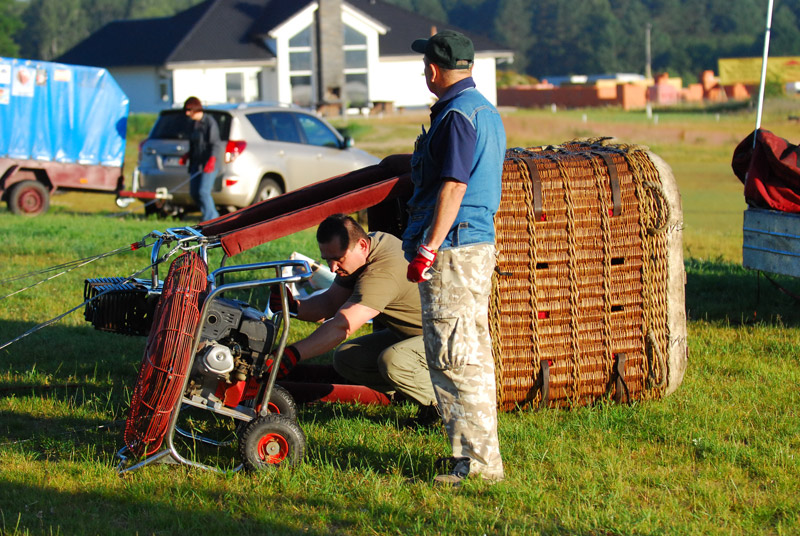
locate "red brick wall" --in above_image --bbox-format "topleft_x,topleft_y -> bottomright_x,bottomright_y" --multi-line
498,84 -> 647,110
617,84 -> 647,110
497,79 -> 750,111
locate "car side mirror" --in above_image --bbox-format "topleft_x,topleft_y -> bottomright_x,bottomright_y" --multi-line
342,136 -> 354,149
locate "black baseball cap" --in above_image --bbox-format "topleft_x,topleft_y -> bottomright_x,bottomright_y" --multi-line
411,30 -> 474,70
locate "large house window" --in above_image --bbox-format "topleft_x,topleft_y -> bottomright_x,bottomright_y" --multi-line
343,24 -> 368,108
289,25 -> 313,107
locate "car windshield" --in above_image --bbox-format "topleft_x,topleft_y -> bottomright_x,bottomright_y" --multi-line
149,110 -> 232,140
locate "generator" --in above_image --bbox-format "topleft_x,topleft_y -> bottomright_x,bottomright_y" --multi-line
85,227 -> 313,473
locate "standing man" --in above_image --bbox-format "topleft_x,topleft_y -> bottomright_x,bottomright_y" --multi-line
183,96 -> 221,222
272,214 -> 438,423
403,30 -> 506,486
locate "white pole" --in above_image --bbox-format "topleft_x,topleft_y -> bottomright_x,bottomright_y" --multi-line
754,0 -> 775,145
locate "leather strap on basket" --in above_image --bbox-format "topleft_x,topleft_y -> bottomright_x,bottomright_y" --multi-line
598,152 -> 622,217
521,157 -> 544,221
539,359 -> 550,409
612,353 -> 630,404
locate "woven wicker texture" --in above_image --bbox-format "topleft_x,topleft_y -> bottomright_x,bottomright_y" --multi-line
490,139 -> 682,411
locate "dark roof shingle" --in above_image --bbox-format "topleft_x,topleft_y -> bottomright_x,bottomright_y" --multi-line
59,1 -> 213,67
168,0 -> 275,64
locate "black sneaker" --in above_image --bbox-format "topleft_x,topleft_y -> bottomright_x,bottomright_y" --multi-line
400,404 -> 441,429
433,457 -> 471,487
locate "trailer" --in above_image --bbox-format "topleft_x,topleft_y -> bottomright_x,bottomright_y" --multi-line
0,57 -> 129,215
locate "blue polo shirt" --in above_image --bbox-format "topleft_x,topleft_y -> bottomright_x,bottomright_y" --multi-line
428,77 -> 478,184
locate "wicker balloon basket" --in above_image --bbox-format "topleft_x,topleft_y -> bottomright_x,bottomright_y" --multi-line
490,138 -> 687,411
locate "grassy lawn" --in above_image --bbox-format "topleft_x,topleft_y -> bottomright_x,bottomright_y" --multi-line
1,102 -> 800,535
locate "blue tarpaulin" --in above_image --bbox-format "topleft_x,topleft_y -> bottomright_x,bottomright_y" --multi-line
0,57 -> 129,167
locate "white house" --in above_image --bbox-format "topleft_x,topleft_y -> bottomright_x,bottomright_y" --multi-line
59,0 -> 513,114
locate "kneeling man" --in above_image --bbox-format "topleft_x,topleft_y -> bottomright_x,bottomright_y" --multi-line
274,214 -> 437,424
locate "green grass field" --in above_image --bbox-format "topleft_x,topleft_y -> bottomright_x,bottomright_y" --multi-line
1,102 -> 799,535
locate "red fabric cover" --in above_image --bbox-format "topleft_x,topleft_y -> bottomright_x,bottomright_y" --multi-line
217,174 -> 412,256
732,129 -> 800,213
198,154 -> 412,247
278,381 -> 391,406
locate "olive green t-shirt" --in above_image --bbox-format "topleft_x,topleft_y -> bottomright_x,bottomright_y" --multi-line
335,232 -> 423,338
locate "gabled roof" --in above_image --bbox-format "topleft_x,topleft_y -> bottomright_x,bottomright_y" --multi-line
59,0 -> 277,68
58,0 -> 510,68
168,0 -> 275,64
250,0 -> 310,38
59,1 -> 214,67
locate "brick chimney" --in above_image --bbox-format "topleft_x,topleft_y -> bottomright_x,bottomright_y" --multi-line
316,0 -> 345,114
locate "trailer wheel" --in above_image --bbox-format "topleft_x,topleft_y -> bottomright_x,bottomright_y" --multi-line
144,199 -> 182,219
8,180 -> 49,216
240,414 -> 305,470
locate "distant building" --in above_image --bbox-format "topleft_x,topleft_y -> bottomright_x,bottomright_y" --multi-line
539,73 -> 647,87
498,70 -> 752,111
648,73 -> 680,105
58,0 -> 512,114
499,74 -> 651,111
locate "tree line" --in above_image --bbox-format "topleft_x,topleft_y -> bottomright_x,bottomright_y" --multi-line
2,0 -> 799,83
1,0 -> 202,61
402,0 -> 800,82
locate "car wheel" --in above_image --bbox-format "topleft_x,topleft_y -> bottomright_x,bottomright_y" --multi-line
253,177 -> 283,204
8,180 -> 50,216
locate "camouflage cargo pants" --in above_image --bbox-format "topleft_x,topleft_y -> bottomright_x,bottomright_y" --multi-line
419,244 -> 504,480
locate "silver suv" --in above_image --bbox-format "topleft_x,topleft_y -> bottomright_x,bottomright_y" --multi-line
134,103 -> 380,216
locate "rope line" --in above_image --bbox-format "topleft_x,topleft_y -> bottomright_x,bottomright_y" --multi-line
518,151 -> 541,408
584,152 -> 616,392
0,230 -> 209,353
0,245 -> 134,286
0,244 -> 148,302
0,260 -> 158,353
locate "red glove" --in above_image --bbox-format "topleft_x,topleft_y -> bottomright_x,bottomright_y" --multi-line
407,244 -> 437,282
264,345 -> 300,380
269,285 -> 297,315
203,156 -> 216,173
179,153 -> 188,166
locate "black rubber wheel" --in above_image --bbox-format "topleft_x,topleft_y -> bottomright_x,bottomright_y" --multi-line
144,200 -> 167,218
235,384 -> 298,438
266,384 -> 298,421
252,176 -> 283,204
239,414 -> 305,470
144,200 -> 183,219
8,180 -> 49,216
